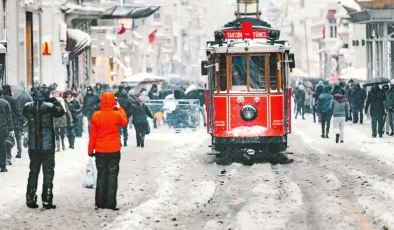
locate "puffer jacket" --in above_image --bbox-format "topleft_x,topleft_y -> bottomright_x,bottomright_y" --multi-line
329,94 -> 350,117
316,87 -> 333,114
365,87 -> 386,117
53,97 -> 72,128
116,90 -> 133,118
0,97 -> 14,134
83,92 -> 100,118
23,98 -> 65,152
131,100 -> 154,124
88,92 -> 128,154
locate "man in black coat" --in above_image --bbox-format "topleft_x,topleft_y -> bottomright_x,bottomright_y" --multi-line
0,87 -> 14,172
23,85 -> 65,209
83,86 -> 100,134
3,84 -> 24,162
115,87 -> 133,146
365,84 -> 386,138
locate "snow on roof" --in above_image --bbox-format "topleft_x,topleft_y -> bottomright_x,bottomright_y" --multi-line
61,3 -> 106,14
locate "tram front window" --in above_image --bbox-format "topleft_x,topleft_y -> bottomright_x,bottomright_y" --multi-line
232,56 -> 247,91
249,56 -> 266,90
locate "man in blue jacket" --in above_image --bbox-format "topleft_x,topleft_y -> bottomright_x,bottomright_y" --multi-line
316,86 -> 333,138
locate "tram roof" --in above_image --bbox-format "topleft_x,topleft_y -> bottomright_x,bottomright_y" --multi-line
207,40 -> 290,54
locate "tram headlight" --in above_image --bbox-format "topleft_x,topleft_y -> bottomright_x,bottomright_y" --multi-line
240,105 -> 258,122
237,96 -> 244,104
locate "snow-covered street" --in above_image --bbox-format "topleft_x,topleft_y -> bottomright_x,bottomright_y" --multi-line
1,114 -> 394,230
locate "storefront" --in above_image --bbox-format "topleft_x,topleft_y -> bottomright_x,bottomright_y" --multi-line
350,9 -> 394,79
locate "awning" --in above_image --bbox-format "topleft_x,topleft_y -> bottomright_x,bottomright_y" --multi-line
327,10 -> 336,19
101,5 -> 160,19
349,9 -> 394,23
66,29 -> 91,59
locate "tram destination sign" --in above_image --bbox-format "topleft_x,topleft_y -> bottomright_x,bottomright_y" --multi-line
223,29 -> 268,39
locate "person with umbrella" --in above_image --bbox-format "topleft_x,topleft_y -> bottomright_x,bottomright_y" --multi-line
365,83 -> 386,138
348,82 -> 367,124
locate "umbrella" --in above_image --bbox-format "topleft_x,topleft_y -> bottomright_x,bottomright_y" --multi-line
185,84 -> 203,94
363,77 -> 390,87
185,88 -> 205,106
161,84 -> 184,92
10,85 -> 33,114
326,75 -> 341,83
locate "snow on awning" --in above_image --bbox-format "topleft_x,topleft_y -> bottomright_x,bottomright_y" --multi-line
66,29 -> 91,60
0,44 -> 6,54
61,3 -> 106,15
101,5 -> 160,19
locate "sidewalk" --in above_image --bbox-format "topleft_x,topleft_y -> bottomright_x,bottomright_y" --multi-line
293,112 -> 394,165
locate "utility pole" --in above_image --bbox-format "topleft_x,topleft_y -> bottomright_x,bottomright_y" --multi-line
303,20 -> 311,77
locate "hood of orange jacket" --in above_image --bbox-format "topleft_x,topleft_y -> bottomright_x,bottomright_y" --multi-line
100,92 -> 117,111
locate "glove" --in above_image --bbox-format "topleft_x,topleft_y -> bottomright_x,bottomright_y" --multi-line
9,131 -> 14,139
88,152 -> 95,158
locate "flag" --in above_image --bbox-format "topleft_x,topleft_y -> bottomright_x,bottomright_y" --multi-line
322,25 -> 325,39
118,24 -> 126,34
149,29 -> 157,44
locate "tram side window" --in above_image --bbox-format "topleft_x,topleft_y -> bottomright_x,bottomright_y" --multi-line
219,54 -> 227,91
270,54 -> 278,91
232,56 -> 247,91
249,56 -> 266,90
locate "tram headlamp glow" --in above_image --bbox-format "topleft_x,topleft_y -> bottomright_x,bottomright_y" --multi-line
240,105 -> 258,122
237,96 -> 244,104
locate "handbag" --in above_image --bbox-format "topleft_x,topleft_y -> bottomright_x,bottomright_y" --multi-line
82,157 -> 96,189
4,133 -> 15,148
145,123 -> 151,135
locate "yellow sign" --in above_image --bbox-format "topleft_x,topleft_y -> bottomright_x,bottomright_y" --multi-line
42,41 -> 51,55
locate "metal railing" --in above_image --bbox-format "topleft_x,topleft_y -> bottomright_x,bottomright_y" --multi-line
144,99 -> 203,130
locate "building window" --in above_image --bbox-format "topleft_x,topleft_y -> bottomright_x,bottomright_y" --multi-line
334,26 -> 337,38
154,12 -> 160,19
330,26 -> 333,38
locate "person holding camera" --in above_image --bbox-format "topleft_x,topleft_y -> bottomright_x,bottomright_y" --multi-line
88,92 -> 128,210
23,85 -> 65,209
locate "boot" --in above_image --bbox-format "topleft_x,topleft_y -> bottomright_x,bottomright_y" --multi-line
42,186 -> 56,209
141,139 -> 144,148
137,139 -> 141,147
56,140 -> 60,152
16,151 -> 21,158
61,138 -> 66,150
0,167 -> 7,172
123,139 -> 127,147
26,189 -> 39,209
335,134 -> 339,143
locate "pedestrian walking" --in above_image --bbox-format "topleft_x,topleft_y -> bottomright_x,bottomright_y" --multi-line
131,97 -> 154,147
23,85 -> 65,209
0,87 -> 14,172
88,92 -> 128,210
330,93 -> 350,143
349,82 -> 367,124
386,80 -> 394,136
2,85 -> 23,163
294,84 -> 306,119
64,90 -> 82,148
365,84 -> 386,138
316,86 -> 333,138
53,91 -> 72,151
83,86 -> 100,134
115,86 -> 133,146
71,86 -> 83,137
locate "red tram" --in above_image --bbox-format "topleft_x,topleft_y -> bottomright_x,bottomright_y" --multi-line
201,10 -> 295,157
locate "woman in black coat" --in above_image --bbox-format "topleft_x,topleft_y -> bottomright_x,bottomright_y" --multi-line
131,98 -> 153,147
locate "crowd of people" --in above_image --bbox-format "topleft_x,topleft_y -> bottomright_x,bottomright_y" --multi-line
293,79 -> 394,142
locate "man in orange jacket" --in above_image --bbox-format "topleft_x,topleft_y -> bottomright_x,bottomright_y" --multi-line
88,92 -> 128,210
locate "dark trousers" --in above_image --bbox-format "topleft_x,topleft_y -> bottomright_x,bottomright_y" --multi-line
312,106 -> 317,122
27,151 -> 55,203
15,130 -> 22,154
87,116 -> 92,135
95,153 -> 121,208
371,116 -> 384,136
134,123 -> 147,145
54,127 -> 66,141
67,126 -> 75,146
0,135 -> 7,167
352,107 -> 363,123
321,113 -> 332,134
295,103 -> 304,118
75,118 -> 82,137
118,127 -> 128,142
